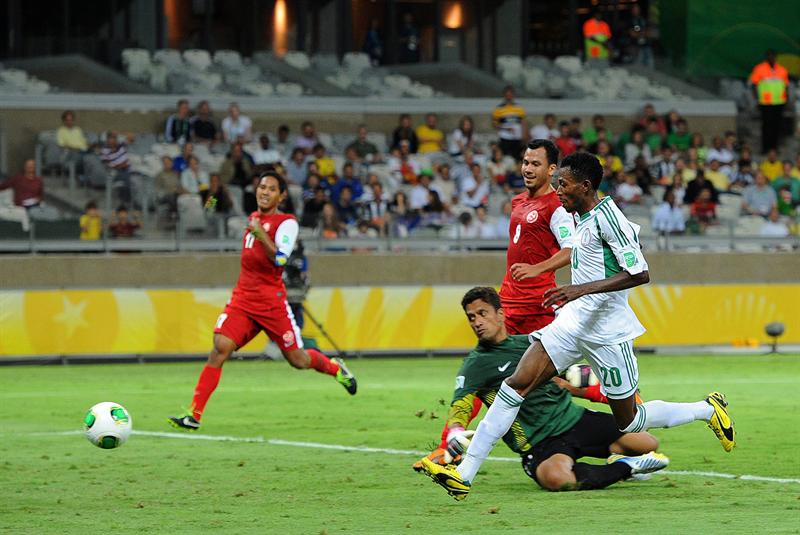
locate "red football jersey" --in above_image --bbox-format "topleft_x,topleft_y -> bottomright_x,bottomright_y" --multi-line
230,211 -> 296,312
499,190 -> 574,307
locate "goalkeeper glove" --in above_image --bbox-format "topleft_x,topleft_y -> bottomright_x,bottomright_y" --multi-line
444,426 -> 475,464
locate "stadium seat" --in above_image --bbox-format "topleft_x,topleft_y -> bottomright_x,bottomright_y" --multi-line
0,69 -> 28,86
554,55 -> 582,74
213,50 -> 243,71
496,55 -> 523,85
177,194 -> 207,232
148,63 -> 169,92
0,189 -> 30,233
183,49 -> 212,71
311,54 -> 340,74
153,49 -> 183,68
342,52 -> 371,75
122,48 -> 152,81
283,51 -> 311,70
275,82 -> 303,97
83,154 -> 109,188
735,216 -> 765,237
245,81 -> 274,97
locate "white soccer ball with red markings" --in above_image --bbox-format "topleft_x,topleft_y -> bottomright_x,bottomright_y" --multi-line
83,402 -> 132,449
565,364 -> 599,388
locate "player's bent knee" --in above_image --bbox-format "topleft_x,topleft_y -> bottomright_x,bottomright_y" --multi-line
209,335 -> 236,366
536,466 -> 576,492
535,456 -> 576,492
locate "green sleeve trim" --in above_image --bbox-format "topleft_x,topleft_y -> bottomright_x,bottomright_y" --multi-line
597,203 -> 629,246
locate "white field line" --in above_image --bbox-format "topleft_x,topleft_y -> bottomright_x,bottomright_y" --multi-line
27,430 -> 800,485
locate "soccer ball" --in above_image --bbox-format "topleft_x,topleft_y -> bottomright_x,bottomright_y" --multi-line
83,402 -> 132,449
565,364 -> 599,388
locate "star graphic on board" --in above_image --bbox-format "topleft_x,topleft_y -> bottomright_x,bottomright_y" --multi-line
53,296 -> 89,338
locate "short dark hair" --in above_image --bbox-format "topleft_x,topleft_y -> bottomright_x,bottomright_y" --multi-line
560,152 -> 603,190
259,171 -> 287,194
526,139 -> 560,166
461,286 -> 502,311
85,200 -> 97,210
61,110 -> 74,121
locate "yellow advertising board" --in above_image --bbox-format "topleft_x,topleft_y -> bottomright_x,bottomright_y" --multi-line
0,285 -> 797,357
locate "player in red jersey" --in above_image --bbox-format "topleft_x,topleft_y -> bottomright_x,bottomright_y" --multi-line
414,139 -> 576,470
169,172 -> 357,431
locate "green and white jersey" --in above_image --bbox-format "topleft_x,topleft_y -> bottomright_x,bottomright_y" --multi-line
564,196 -> 647,344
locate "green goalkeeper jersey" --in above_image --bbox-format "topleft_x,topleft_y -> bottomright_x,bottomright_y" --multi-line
450,334 -> 584,454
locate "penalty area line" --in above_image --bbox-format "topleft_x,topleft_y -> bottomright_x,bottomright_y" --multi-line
28,431 -> 800,485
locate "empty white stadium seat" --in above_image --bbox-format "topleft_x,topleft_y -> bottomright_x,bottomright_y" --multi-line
342,52 -> 370,74
213,50 -> 243,70
183,49 -> 212,71
177,194 -> 207,231
122,48 -> 151,81
275,82 -> 303,97
283,51 -> 311,70
153,49 -> 183,68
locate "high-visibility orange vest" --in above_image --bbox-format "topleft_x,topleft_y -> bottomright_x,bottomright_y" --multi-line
583,19 -> 611,59
749,61 -> 789,105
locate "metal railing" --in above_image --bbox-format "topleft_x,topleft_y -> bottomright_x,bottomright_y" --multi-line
1,223 -> 798,254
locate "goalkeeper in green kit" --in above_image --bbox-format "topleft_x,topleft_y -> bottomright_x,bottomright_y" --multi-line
418,286 -> 667,493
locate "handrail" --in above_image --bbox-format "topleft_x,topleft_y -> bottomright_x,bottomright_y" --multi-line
1,232 -> 797,254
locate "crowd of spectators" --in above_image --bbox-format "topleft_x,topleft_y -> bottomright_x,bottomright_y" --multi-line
6,90 -> 798,244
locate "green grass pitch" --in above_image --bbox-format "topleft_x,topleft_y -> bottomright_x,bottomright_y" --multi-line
1,354 -> 799,534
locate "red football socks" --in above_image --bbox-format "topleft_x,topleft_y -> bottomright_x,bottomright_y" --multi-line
307,348 -> 339,376
438,397 -> 484,449
191,365 -> 222,421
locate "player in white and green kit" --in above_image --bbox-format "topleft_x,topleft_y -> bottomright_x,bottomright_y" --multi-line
421,152 -> 736,501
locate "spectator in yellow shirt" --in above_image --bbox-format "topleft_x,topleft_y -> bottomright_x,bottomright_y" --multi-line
79,200 -> 102,240
312,143 -> 337,184
56,110 -> 89,152
704,159 -> 730,192
596,140 -> 623,174
759,149 -> 782,181
415,113 -> 445,154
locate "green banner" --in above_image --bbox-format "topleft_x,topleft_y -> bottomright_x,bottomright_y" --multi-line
661,0 -> 800,77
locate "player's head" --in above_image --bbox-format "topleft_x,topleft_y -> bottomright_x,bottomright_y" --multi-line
521,139 -> 559,192
555,152 -> 602,214
256,171 -> 288,212
461,287 -> 507,344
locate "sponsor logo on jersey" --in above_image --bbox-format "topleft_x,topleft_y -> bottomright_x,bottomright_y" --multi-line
581,229 -> 593,246
526,210 -> 539,223
282,329 -> 295,348
623,251 -> 637,267
497,361 -> 512,372
558,226 -> 570,239
455,375 -> 465,389
263,223 -> 271,232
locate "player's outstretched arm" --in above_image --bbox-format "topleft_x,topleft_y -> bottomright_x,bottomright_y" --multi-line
542,270 -> 649,308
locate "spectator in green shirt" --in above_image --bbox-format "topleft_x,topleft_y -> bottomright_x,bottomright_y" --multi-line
667,119 -> 691,151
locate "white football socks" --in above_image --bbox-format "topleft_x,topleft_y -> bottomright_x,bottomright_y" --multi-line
457,381 -> 524,483
622,399 -> 714,433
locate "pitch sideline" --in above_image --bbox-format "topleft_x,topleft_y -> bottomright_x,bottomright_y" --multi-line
31,429 -> 800,485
